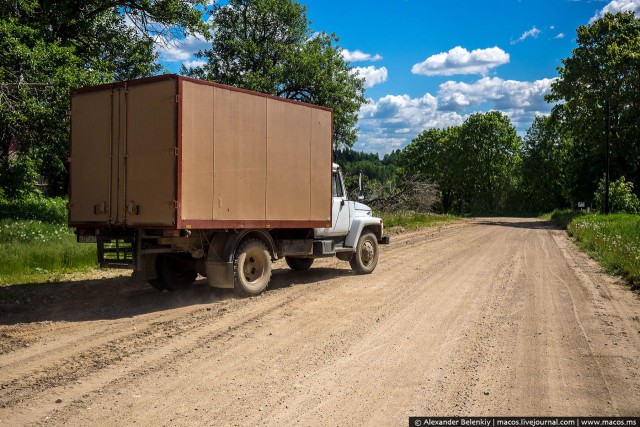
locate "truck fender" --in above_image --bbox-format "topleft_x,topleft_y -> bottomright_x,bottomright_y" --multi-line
344,217 -> 383,248
205,230 -> 278,289
223,229 -> 278,262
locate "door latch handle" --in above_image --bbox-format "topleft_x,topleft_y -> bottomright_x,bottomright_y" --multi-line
127,202 -> 140,215
93,201 -> 107,215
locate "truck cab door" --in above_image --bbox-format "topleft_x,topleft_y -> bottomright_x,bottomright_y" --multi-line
322,171 -> 350,236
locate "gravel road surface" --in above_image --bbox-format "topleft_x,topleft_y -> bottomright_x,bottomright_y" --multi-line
1,218 -> 639,426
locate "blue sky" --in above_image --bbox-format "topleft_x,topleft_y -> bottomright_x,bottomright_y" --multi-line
159,0 -> 640,154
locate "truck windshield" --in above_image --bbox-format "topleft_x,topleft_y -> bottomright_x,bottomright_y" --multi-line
332,173 -> 344,197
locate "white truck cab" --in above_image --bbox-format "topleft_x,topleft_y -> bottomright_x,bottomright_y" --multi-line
310,163 -> 390,274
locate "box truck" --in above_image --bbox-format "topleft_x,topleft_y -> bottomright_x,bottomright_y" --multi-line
69,75 -> 389,296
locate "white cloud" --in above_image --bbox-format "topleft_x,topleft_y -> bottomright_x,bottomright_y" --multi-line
356,93 -> 465,153
411,46 -> 510,76
590,0 -> 640,23
341,49 -> 383,62
183,59 -> 207,69
156,34 -> 210,63
438,76 -> 556,113
354,76 -> 557,153
353,66 -> 388,88
512,26 -> 541,44
554,33 -> 566,39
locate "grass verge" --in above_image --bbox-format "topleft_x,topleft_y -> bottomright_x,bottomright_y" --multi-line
543,209 -> 588,228
0,219 -> 97,285
380,211 -> 459,231
548,210 -> 640,291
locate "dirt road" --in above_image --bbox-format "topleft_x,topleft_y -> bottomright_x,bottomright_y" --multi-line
1,218 -> 639,426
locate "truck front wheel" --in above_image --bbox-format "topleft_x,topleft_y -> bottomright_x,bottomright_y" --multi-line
234,239 -> 272,296
285,257 -> 314,271
350,231 -> 379,274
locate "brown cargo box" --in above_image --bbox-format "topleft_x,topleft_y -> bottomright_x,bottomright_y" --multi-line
69,75 -> 333,229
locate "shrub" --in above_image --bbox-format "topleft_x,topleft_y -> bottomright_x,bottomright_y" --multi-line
0,195 -> 67,224
594,176 -> 640,214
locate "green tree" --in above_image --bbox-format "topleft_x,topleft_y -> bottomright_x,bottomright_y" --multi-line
1,0 -> 210,198
457,112 -> 522,213
520,116 -> 571,212
547,11 -> 640,204
398,127 -> 468,213
400,112 -> 522,213
186,0 -> 366,149
0,18 -> 105,198
334,148 -> 400,199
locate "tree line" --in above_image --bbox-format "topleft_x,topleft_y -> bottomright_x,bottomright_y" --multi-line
1,1 -> 639,215
346,12 -> 640,214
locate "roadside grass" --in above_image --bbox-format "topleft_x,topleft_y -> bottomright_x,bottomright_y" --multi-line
380,211 -> 459,230
547,210 -> 640,291
0,197 -> 98,285
0,219 -> 97,285
543,209 -> 588,228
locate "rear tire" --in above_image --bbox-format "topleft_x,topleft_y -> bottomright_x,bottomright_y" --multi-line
156,254 -> 197,291
234,239 -> 272,297
349,231 -> 379,274
285,256 -> 314,271
147,278 -> 167,291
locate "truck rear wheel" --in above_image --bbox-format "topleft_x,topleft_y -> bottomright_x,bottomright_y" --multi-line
234,239 -> 272,296
285,257 -> 314,271
147,278 -> 167,291
350,231 -> 379,274
155,254 -> 198,291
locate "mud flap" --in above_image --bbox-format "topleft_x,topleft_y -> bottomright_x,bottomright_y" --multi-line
205,260 -> 235,289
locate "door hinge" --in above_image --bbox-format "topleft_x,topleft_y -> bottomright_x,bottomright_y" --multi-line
175,94 -> 179,103
174,147 -> 179,156
172,200 -> 179,210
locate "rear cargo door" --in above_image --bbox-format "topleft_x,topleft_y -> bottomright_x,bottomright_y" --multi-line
69,89 -> 116,224
122,79 -> 177,226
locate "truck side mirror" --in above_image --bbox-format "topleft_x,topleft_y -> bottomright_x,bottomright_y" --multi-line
358,171 -> 365,201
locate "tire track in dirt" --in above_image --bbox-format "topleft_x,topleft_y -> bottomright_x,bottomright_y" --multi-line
0,222 -> 477,425
34,222 -> 504,425
1,218 -> 639,426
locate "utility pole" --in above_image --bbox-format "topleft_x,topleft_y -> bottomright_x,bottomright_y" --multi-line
604,99 -> 611,215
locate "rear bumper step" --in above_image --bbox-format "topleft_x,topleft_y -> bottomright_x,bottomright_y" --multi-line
98,236 -> 135,269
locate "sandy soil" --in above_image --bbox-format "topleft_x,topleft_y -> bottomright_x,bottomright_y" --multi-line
0,217 -> 639,426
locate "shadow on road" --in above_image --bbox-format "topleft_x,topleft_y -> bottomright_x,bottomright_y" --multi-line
0,266 -> 351,325
472,219 -> 562,231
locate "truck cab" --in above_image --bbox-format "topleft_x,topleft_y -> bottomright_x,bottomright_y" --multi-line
311,163 -> 389,273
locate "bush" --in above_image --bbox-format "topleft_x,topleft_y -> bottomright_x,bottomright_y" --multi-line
594,176 -> 640,214
0,154 -> 40,200
0,195 -> 67,224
